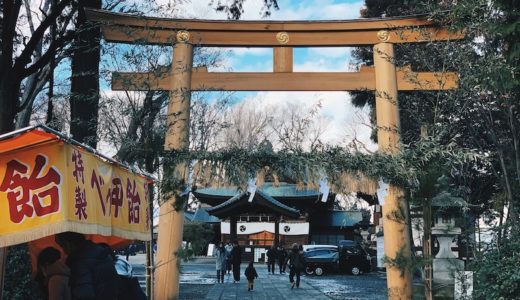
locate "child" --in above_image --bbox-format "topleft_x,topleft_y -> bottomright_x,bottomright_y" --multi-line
244,261 -> 258,291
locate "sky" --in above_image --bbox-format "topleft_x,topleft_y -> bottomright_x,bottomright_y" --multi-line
170,0 -> 376,151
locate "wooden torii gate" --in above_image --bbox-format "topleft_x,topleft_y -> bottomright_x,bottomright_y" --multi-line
87,9 -> 464,300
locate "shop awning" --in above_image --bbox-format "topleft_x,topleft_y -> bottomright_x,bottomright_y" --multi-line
0,125 -> 154,248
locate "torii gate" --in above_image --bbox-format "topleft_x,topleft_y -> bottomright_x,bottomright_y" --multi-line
87,9 -> 464,300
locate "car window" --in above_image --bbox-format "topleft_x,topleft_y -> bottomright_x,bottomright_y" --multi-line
346,247 -> 361,255
307,250 -> 326,256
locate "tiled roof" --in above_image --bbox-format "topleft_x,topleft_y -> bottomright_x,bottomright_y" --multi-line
194,182 -> 321,199
205,189 -> 300,218
192,207 -> 220,223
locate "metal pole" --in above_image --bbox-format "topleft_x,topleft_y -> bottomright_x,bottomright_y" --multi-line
146,183 -> 155,300
373,35 -> 413,299
0,247 -> 7,300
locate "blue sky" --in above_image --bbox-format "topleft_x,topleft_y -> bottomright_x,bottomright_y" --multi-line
182,0 -> 375,149
100,0 -> 375,150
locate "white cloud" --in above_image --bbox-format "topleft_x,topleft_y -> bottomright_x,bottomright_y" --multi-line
294,59 -> 345,72
307,47 -> 352,59
107,0 -> 374,149
259,1 -> 364,21
175,0 -> 364,21
225,48 -> 271,56
232,90 -> 373,148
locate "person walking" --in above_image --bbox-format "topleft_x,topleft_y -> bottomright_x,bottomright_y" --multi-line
276,245 -> 288,274
213,242 -> 227,283
266,245 -> 276,274
230,240 -> 242,283
286,243 -> 305,289
244,261 -> 258,291
225,242 -> 233,275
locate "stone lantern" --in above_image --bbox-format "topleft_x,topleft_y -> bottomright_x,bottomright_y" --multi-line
432,205 -> 465,291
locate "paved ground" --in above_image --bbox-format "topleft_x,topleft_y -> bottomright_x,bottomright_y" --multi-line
128,254 -> 388,299
205,273 -> 330,300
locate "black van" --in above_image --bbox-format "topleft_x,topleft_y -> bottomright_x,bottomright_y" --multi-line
338,240 -> 371,275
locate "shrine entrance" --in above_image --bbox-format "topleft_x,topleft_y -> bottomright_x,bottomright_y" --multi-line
87,9 -> 464,300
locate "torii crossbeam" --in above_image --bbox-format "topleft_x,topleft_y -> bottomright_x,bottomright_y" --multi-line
87,8 -> 464,300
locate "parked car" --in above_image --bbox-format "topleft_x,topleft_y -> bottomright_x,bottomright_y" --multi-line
302,244 -> 338,252
338,240 -> 371,275
304,248 -> 339,276
303,241 -> 372,276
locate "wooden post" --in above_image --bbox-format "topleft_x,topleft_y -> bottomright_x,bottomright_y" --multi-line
274,217 -> 280,245
155,35 -> 193,300
273,47 -> 293,72
423,197 -> 433,300
230,216 -> 237,242
420,125 -> 433,300
373,38 -> 412,299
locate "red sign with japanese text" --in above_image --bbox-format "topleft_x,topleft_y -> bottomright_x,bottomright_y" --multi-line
0,142 -> 150,247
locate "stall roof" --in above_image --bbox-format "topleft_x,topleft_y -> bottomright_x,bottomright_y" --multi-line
0,125 -> 155,181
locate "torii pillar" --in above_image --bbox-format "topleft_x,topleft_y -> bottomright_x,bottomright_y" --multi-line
85,9 -> 464,298
374,32 -> 412,299
155,31 -> 193,300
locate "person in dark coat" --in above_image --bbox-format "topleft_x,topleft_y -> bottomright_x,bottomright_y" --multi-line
55,232 -> 119,300
266,246 -> 276,274
37,247 -> 71,300
244,261 -> 258,291
286,243 -> 305,289
224,242 -> 233,275
276,245 -> 288,274
230,240 -> 242,283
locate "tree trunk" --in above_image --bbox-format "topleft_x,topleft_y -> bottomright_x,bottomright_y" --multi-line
0,76 -> 19,134
16,66 -> 51,129
69,0 -> 101,147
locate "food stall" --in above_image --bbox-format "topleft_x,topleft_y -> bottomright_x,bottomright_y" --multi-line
0,125 -> 153,297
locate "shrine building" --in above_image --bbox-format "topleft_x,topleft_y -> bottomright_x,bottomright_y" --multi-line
192,183 -> 371,262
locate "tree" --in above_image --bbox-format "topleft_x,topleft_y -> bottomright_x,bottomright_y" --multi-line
212,0 -> 278,19
69,0 -> 101,147
269,100 -> 328,152
0,0 -> 76,133
351,1 -> 519,298
220,99 -> 272,150
183,222 -> 216,256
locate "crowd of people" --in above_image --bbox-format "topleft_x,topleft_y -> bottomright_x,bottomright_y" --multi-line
213,241 -> 306,291
36,232 -> 145,300
37,233 -> 307,298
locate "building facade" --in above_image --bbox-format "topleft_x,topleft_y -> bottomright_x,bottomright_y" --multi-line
193,183 -> 371,262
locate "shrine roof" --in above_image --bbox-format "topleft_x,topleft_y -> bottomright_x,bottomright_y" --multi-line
191,207 -> 220,223
194,182 -> 321,199
205,189 -> 300,219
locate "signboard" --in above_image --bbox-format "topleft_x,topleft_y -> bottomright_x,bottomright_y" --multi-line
0,140 -> 150,247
